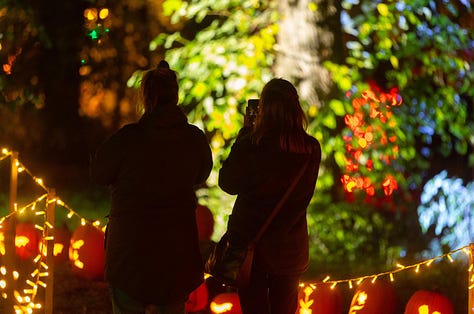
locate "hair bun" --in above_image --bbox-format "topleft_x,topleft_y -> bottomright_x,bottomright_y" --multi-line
157,60 -> 170,69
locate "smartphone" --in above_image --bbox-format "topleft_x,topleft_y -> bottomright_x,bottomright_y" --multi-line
246,99 -> 259,126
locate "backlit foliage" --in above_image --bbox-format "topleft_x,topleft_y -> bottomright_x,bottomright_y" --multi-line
340,85 -> 403,210
156,0 -> 278,234
156,0 -> 474,273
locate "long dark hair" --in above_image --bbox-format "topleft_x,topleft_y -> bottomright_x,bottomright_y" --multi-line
252,78 -> 311,153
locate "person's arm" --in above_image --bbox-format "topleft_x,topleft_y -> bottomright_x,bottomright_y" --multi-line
195,130 -> 213,186
218,131 -> 254,195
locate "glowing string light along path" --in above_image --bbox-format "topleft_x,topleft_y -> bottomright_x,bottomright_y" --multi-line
0,148 -> 106,313
297,245 -> 472,290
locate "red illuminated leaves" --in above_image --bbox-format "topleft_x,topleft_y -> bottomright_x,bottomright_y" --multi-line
341,86 -> 402,200
382,175 -> 398,196
2,48 -> 22,75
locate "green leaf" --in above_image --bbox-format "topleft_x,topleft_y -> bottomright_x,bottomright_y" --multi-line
163,0 -> 184,17
329,99 -> 346,116
377,3 -> 389,17
322,114 -> 337,129
334,151 -> 346,168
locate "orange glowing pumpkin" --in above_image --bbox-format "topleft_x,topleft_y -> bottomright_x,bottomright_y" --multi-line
39,224 -> 71,263
348,279 -> 397,314
404,290 -> 453,314
186,282 -> 209,313
16,222 -> 41,260
69,224 -> 105,279
296,283 -> 343,314
210,292 -> 242,314
52,226 -> 71,263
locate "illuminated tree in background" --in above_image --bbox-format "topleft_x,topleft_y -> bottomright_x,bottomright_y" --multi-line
0,0 -> 85,164
79,1 -> 164,130
157,0 -> 474,274
273,0 -> 344,108
0,0 -> 165,169
151,0 -> 280,222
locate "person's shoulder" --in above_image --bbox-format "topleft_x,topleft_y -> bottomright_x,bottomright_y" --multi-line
304,133 -> 319,144
305,134 -> 321,153
116,122 -> 140,134
108,123 -> 141,141
186,123 -> 207,137
122,122 -> 140,130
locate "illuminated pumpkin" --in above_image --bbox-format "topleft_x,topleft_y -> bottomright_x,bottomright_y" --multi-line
69,224 -> 105,280
296,283 -> 343,314
52,226 -> 71,263
40,225 -> 71,263
348,279 -> 397,314
196,204 -> 214,241
186,282 -> 209,313
16,222 -> 41,260
210,292 -> 242,314
404,290 -> 453,314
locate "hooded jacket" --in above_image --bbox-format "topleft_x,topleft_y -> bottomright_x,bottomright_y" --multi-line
91,104 -> 212,304
219,128 -> 321,275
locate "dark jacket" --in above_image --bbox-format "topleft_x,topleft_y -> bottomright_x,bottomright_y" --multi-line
219,128 -> 321,275
90,104 -> 212,304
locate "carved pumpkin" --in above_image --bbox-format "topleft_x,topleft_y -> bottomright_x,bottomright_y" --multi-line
39,224 -> 71,263
52,226 -> 71,263
196,204 -> 214,241
404,290 -> 453,314
348,279 -> 397,314
69,224 -> 105,279
15,222 -> 41,260
210,292 -> 242,314
296,283 -> 343,314
186,282 -> 209,313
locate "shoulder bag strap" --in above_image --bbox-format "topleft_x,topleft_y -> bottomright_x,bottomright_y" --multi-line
251,156 -> 311,246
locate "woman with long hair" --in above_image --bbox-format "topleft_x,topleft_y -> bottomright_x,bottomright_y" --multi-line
218,78 -> 322,313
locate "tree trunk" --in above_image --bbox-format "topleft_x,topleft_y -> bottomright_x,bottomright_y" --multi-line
35,0 -> 86,162
274,0 -> 344,107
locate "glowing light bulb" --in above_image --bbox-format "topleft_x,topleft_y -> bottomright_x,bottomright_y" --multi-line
99,8 -> 109,19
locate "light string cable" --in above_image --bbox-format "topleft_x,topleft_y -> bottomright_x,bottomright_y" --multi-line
301,244 -> 471,289
0,149 -> 103,312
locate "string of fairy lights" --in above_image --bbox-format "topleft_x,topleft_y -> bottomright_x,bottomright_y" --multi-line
0,147 -> 472,313
0,148 -> 104,313
299,244 -> 472,290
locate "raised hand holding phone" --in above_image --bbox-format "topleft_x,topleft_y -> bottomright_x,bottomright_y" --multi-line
245,99 -> 259,127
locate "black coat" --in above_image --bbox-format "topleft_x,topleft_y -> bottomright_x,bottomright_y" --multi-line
219,128 -> 321,275
90,104 -> 212,304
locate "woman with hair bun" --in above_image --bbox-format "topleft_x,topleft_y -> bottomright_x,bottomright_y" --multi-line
91,60 -> 213,313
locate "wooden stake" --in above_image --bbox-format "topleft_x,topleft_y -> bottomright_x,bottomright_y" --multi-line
45,189 -> 56,314
4,151 -> 18,313
469,243 -> 474,314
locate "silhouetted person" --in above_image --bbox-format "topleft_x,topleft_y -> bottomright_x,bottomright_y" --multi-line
219,78 -> 321,314
91,60 -> 213,314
